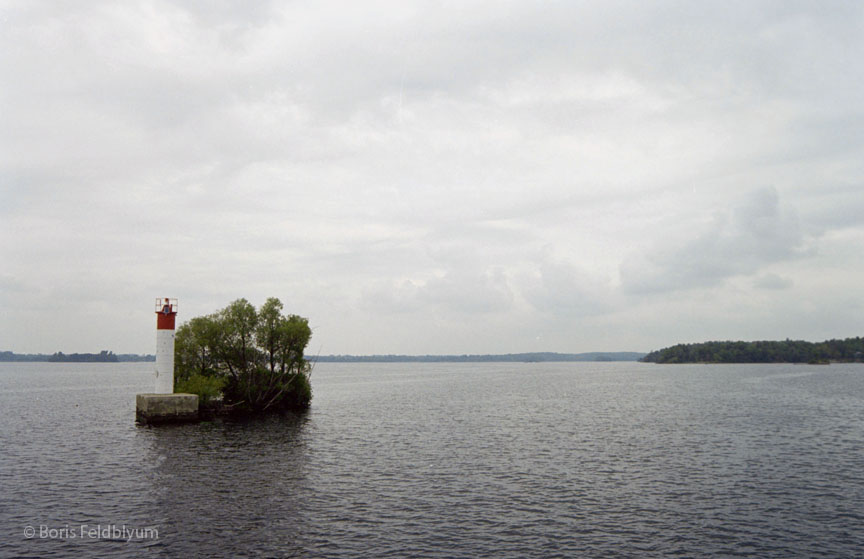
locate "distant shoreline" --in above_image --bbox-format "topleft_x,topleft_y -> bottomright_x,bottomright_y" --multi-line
1,350 -> 646,364
0,351 -> 155,363
641,338 -> 864,364
313,352 -> 646,363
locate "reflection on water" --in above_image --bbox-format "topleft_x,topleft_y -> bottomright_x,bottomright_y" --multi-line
1,362 -> 863,558
138,415 -> 310,557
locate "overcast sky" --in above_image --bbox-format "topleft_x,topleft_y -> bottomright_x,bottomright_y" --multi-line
2,1 -> 864,355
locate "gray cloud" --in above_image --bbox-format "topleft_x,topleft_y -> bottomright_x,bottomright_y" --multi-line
621,187 -> 809,294
3,2 -> 864,353
522,258 -> 612,317
419,268 -> 514,314
752,273 -> 794,290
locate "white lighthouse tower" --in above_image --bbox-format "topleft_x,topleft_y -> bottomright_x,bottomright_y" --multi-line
154,297 -> 178,394
137,297 -> 197,424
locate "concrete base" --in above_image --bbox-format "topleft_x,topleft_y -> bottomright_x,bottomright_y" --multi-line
136,393 -> 199,425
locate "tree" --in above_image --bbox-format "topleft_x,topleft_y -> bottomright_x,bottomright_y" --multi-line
174,298 -> 312,413
174,315 -> 220,377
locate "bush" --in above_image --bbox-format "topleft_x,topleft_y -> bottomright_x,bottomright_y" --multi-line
174,297 -> 313,414
175,373 -> 226,405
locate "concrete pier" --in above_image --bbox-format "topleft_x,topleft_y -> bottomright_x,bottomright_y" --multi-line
136,393 -> 199,425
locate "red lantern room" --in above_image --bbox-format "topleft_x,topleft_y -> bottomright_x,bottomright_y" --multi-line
155,297 -> 178,330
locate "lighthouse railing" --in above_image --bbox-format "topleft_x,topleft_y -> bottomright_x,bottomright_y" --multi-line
154,298 -> 179,313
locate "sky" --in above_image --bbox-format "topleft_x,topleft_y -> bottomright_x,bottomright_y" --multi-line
2,1 -> 864,356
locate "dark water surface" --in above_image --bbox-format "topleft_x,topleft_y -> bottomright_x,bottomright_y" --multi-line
1,362 -> 863,558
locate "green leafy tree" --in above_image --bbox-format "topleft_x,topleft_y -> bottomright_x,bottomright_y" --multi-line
175,315 -> 220,377
174,298 -> 312,413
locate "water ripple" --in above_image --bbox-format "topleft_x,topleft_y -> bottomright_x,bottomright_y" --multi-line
2,362 -> 864,557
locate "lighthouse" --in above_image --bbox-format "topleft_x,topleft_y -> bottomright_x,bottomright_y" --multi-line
154,297 -> 178,393
136,297 -> 197,424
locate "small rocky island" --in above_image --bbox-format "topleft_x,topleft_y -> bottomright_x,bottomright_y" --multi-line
137,296 -> 311,425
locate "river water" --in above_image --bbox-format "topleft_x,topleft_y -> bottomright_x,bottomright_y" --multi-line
1,361 -> 862,558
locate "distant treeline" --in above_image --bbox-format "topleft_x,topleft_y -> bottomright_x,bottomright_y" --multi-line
641,338 -> 864,364
50,351 -> 119,362
315,352 -> 646,363
0,351 -> 155,362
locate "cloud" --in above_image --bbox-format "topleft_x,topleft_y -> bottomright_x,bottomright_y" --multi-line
3,2 -> 864,353
361,266 -> 514,315
419,268 -> 514,313
620,187 -> 809,294
752,273 -> 794,290
522,258 -> 612,317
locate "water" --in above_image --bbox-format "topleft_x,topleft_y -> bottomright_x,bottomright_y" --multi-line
1,361 -> 863,558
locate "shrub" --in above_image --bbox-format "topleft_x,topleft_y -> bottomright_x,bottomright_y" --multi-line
174,297 -> 313,414
175,373 -> 226,405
